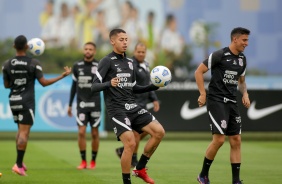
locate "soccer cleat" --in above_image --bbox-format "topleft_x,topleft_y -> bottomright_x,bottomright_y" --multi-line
115,147 -> 123,159
233,180 -> 243,184
12,164 -> 27,176
197,175 -> 210,184
22,163 -> 27,171
132,167 -> 154,184
88,160 -> 96,169
77,160 -> 87,170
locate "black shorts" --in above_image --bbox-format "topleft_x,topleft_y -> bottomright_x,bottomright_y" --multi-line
76,108 -> 101,128
12,109 -> 35,126
207,99 -> 242,136
110,106 -> 156,140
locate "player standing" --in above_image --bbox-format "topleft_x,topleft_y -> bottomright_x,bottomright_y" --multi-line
2,35 -> 71,176
195,27 -> 251,184
68,42 -> 101,169
91,29 -> 165,184
115,42 -> 160,167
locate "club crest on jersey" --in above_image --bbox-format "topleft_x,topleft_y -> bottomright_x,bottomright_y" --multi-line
238,58 -> 243,66
128,62 -> 133,70
91,66 -> 97,74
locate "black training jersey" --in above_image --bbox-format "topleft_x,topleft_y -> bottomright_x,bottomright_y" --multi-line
203,47 -> 247,103
93,52 -> 138,115
132,57 -> 158,108
2,56 -> 43,111
69,59 -> 100,110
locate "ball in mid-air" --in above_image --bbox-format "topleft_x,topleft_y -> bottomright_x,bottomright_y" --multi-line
28,38 -> 45,56
150,65 -> 172,87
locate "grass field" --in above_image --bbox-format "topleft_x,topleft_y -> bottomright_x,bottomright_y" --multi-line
0,133 -> 282,184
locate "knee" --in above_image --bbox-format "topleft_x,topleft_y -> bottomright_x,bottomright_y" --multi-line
124,139 -> 136,152
153,126 -> 165,140
78,131 -> 86,139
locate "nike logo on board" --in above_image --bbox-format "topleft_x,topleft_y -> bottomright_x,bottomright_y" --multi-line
180,101 -> 206,120
247,101 -> 282,120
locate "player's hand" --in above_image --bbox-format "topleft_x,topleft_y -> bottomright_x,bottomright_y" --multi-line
198,94 -> 206,107
153,101 -> 160,112
67,106 -> 72,117
111,77 -> 119,87
242,94 -> 250,108
62,66 -> 71,77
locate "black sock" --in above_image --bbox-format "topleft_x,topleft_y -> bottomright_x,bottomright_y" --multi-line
80,150 -> 86,161
200,157 -> 213,177
92,151 -> 97,161
136,154 -> 149,170
132,153 -> 138,162
16,149 -> 25,168
231,163 -> 241,182
122,173 -> 131,184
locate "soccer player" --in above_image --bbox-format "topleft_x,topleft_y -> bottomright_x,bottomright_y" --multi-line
2,35 -> 71,176
194,27 -> 251,184
91,29 -> 165,184
67,42 -> 101,170
115,42 -> 160,168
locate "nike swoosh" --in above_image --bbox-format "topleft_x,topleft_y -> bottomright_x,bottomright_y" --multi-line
247,101 -> 282,120
180,101 -> 206,120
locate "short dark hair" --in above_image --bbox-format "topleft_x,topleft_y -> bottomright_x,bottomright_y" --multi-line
84,41 -> 96,48
134,42 -> 146,50
231,27 -> 250,41
109,28 -> 126,39
14,35 -> 27,51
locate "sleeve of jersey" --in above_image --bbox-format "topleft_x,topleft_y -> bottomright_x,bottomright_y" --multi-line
203,49 -> 223,69
91,57 -> 111,92
33,59 -> 44,79
69,80 -> 76,106
2,61 -> 9,81
148,91 -> 158,102
133,84 -> 159,94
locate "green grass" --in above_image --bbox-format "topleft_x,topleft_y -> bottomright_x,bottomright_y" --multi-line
0,139 -> 281,184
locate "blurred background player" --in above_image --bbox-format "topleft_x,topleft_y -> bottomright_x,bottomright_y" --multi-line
195,27 -> 251,184
2,35 -> 71,176
115,42 -> 160,167
68,42 -> 101,170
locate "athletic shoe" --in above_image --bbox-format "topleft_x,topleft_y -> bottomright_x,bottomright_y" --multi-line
132,167 -> 154,184
197,175 -> 210,184
77,160 -> 87,169
88,160 -> 96,169
22,163 -> 27,171
233,180 -> 243,184
12,164 -> 27,176
115,147 -> 123,159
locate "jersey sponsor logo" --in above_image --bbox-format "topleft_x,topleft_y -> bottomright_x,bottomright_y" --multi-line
91,111 -> 101,118
125,103 -> 137,110
223,70 -> 238,85
39,91 -> 77,130
223,97 -> 237,103
117,67 -> 122,72
180,101 -> 206,120
117,73 -> 131,77
138,109 -> 148,114
14,78 -> 27,86
11,59 -> 27,66
10,105 -> 23,110
9,95 -> 22,101
79,101 -> 95,108
247,101 -> 282,120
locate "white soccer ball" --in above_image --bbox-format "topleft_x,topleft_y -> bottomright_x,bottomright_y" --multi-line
150,65 -> 172,87
28,38 -> 45,56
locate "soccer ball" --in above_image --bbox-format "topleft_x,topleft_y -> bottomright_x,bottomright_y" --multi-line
150,65 -> 172,87
28,38 -> 45,56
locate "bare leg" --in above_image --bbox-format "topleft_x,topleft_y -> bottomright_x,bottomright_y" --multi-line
119,131 -> 136,173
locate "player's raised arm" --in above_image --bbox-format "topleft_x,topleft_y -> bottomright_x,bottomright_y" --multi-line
38,66 -> 71,87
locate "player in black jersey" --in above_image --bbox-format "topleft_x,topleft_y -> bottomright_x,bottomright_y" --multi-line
2,35 -> 71,176
92,29 -> 165,184
67,42 -> 100,170
195,27 -> 251,184
115,43 -> 160,168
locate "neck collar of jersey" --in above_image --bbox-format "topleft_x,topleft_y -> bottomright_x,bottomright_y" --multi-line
111,51 -> 126,59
